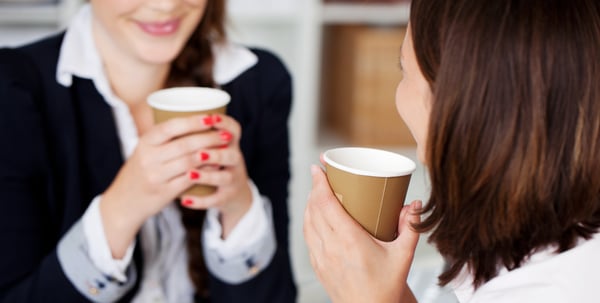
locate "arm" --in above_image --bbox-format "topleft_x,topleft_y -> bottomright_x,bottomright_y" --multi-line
0,48 -> 136,302
204,50 -> 296,303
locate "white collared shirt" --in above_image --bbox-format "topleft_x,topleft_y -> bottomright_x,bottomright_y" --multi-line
58,5 -> 276,303
451,233 -> 600,303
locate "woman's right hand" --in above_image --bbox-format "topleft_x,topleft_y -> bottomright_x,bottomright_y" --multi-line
304,165 -> 421,303
100,114 -> 224,258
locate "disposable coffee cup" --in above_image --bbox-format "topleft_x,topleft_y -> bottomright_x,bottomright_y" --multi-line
323,147 -> 416,241
147,87 -> 231,197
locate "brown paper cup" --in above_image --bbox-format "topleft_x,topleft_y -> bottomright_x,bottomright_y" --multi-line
147,87 -> 231,197
323,147 -> 416,241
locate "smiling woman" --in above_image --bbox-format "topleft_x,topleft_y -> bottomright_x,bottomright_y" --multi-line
0,0 -> 296,302
90,0 -> 208,65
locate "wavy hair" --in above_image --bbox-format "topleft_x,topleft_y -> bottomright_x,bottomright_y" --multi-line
167,0 -> 226,298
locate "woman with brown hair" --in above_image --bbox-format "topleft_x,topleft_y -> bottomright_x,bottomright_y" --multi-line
304,0 -> 600,302
0,0 -> 296,302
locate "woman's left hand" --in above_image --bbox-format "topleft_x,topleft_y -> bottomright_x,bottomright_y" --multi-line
303,165 -> 421,303
181,114 -> 252,237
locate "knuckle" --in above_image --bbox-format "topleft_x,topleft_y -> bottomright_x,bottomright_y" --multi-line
174,139 -> 194,154
230,151 -> 243,164
159,122 -> 175,138
175,157 -> 195,173
221,171 -> 234,184
146,172 -> 161,185
138,154 -> 154,169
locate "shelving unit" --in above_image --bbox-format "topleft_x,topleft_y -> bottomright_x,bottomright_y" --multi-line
0,0 -> 81,47
322,2 -> 410,25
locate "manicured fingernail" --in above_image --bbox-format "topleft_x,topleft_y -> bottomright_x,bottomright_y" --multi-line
214,115 -> 222,123
182,199 -> 193,206
202,115 -> 214,126
189,170 -> 200,180
200,152 -> 210,161
220,131 -> 233,142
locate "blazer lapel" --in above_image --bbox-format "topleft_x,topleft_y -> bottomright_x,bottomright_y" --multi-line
71,77 -> 124,200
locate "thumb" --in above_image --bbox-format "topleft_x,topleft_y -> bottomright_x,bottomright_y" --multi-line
393,200 -> 422,251
310,164 -> 327,189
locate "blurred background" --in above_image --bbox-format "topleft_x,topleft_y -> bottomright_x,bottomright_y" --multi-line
0,0 -> 456,302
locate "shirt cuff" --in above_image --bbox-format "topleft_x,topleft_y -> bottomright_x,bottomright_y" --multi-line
82,195 -> 136,282
202,180 -> 277,284
58,220 -> 137,302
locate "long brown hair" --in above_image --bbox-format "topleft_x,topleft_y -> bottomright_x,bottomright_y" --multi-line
410,0 -> 600,288
167,0 -> 226,298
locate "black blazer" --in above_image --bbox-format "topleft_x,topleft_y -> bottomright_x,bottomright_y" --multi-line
0,34 -> 296,303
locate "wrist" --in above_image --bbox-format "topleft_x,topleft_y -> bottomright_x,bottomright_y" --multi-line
218,183 -> 253,239
100,189 -> 147,258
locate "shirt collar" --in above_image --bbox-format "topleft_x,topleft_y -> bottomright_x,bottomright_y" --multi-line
56,4 -> 258,89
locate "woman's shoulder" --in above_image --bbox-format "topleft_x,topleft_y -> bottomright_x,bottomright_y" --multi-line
220,45 -> 291,99
467,234 -> 600,302
248,48 -> 288,71
245,47 -> 291,83
0,33 -> 64,81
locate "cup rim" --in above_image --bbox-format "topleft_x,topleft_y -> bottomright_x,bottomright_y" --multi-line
147,87 -> 231,112
323,147 -> 416,177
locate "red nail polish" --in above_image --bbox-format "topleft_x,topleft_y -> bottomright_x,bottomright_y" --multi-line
182,199 -> 193,206
220,131 -> 233,142
202,115 -> 214,126
214,115 -> 222,123
200,152 -> 209,161
189,170 -> 200,180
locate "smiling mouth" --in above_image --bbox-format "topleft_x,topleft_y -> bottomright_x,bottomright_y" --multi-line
136,19 -> 181,36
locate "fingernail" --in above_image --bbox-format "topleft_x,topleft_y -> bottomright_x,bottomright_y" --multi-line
189,170 -> 200,180
220,131 -> 233,142
202,115 -> 214,126
413,200 -> 423,210
200,152 -> 209,161
214,115 -> 222,123
182,199 -> 193,206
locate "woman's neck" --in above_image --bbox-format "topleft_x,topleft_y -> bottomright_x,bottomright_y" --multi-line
92,21 -> 170,107
105,58 -> 169,106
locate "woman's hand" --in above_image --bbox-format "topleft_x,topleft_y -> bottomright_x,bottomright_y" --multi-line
303,165 -> 421,303
101,114 -> 226,257
179,114 -> 253,239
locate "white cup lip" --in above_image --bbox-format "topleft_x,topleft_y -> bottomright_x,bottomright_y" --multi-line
323,147 -> 416,178
147,87 -> 231,112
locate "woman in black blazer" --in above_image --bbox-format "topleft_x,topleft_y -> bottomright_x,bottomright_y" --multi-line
0,1 -> 296,302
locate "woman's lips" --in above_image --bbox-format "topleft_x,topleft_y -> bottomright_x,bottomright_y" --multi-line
136,19 -> 181,36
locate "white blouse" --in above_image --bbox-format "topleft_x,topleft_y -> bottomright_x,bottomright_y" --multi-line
451,233 -> 600,303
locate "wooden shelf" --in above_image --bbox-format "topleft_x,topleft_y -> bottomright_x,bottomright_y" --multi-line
322,3 -> 410,25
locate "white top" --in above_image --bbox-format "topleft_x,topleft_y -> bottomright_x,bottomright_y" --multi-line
451,233 -> 600,303
57,5 -> 275,303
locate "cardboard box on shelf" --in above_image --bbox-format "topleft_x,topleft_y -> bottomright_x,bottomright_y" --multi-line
320,25 -> 415,147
